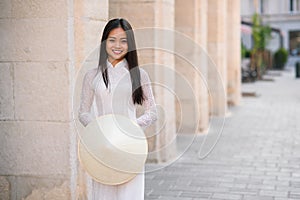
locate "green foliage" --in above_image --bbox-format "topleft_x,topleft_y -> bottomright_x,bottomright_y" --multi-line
245,49 -> 251,58
241,43 -> 251,58
252,13 -> 261,52
252,13 -> 272,52
259,26 -> 272,50
273,48 -> 288,69
241,43 -> 246,58
251,13 -> 273,78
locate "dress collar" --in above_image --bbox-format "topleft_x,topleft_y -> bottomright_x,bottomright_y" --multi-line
106,59 -> 128,69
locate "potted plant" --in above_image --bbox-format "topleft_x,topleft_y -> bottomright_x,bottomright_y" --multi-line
273,48 -> 288,69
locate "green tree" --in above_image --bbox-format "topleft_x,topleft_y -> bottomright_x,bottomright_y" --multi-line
251,13 -> 272,79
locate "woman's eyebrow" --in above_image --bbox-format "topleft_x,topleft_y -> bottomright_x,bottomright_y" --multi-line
107,36 -> 127,39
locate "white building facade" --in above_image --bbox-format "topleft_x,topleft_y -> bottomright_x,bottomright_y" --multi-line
241,0 -> 300,55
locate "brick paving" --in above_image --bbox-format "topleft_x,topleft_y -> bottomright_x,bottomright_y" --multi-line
145,66 -> 300,200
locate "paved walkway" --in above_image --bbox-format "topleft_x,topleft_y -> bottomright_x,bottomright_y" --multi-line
145,66 -> 300,200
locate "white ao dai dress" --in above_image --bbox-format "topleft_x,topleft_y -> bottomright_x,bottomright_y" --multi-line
78,59 -> 157,200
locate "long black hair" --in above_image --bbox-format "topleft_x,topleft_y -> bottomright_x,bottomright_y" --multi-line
98,18 -> 144,105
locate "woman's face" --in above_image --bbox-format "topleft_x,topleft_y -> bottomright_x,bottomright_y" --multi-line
106,27 -> 128,65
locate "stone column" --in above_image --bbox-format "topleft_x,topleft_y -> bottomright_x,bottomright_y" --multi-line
0,1 -> 72,199
0,0 -> 108,199
74,0 -> 109,71
227,0 -> 241,106
73,0 -> 109,199
207,0 -> 228,116
175,0 -> 209,133
110,0 -> 176,163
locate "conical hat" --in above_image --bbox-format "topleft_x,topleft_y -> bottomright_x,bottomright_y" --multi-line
78,114 -> 148,185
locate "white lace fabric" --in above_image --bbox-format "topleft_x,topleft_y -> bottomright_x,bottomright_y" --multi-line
78,59 -> 157,128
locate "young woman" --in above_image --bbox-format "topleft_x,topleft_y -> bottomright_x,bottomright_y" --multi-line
78,18 -> 157,200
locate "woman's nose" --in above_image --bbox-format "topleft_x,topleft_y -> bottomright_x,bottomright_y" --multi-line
115,41 -> 121,48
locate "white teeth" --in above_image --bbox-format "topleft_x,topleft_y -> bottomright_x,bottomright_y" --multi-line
113,50 -> 122,54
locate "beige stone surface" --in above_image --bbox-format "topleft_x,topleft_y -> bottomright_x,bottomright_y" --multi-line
0,0 -> 242,196
83,20 -> 104,59
179,99 -> 198,132
0,176 -> 10,200
74,0 -> 107,71
194,0 -> 209,132
0,18 -> 68,62
174,58 -> 198,98
109,1 -> 156,27
4,176 -> 69,200
155,0 -> 175,29
11,0 -> 67,19
175,1 -> 195,37
196,74 -> 209,132
135,29 -> 156,55
110,0 -> 177,162
227,0 -> 241,105
152,65 -> 176,162
207,0 -> 228,116
110,0 -> 157,2
137,49 -> 155,67
207,0 -> 227,43
0,121 -> 71,176
84,0 -> 108,20
196,0 -> 207,47
72,0 -> 109,197
74,0 -> 107,65
154,0 -> 176,162
24,181 -> 70,200
175,0 -> 209,132
74,0 -> 85,70
0,0 -> 11,18
174,56 -> 205,132
0,63 -> 14,120
0,0 -> 110,198
14,62 -> 70,121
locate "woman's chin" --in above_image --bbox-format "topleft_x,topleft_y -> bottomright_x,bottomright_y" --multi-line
110,56 -> 125,61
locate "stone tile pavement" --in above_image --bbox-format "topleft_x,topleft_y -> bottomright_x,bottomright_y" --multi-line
144,66 -> 300,200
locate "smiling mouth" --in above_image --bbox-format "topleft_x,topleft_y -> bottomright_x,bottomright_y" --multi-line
112,50 -> 123,55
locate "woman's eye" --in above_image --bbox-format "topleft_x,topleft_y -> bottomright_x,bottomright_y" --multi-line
108,39 -> 115,42
121,40 -> 127,43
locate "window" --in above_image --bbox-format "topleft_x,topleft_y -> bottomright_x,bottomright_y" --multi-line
289,30 -> 300,56
290,0 -> 300,12
290,0 -> 293,12
260,0 -> 264,14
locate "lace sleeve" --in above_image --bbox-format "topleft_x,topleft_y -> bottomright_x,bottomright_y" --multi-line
78,69 -> 97,127
137,69 -> 158,128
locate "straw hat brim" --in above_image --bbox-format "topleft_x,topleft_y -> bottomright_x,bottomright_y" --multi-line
78,114 -> 148,185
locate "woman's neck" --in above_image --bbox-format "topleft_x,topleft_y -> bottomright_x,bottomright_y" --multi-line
108,58 -> 124,67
